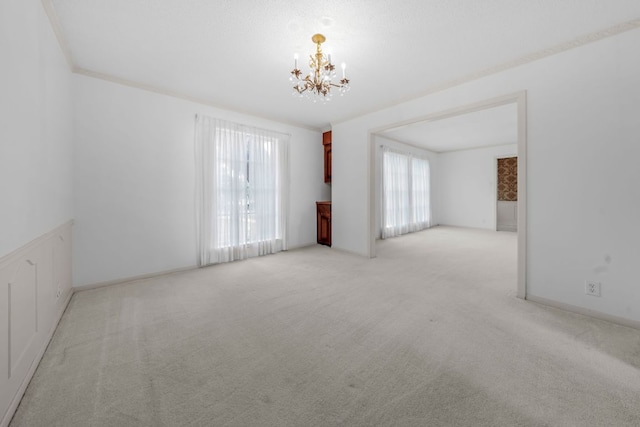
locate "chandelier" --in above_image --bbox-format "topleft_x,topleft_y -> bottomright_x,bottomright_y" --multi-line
290,33 -> 350,101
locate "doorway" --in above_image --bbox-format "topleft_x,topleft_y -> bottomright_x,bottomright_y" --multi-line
496,156 -> 518,232
367,91 -> 527,298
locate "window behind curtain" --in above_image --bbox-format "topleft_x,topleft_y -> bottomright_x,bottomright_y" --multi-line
195,116 -> 289,266
382,150 -> 410,236
411,157 -> 430,231
382,148 -> 431,239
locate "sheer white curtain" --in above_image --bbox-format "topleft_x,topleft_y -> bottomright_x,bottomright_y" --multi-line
381,147 -> 431,239
382,148 -> 410,238
411,157 -> 431,232
195,116 -> 289,266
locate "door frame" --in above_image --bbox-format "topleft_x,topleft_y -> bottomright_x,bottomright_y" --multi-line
367,91 -> 527,299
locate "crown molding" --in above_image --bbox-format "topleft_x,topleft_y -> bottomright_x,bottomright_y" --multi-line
39,1 -> 320,133
332,18 -> 640,126
39,0 -> 639,132
73,68 -> 322,132
40,0 -> 74,70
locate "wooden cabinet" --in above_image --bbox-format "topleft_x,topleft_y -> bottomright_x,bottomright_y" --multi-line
322,131 -> 332,183
318,132 -> 331,246
316,201 -> 331,246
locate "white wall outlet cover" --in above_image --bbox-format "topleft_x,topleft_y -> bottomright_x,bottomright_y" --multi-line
585,281 -> 601,297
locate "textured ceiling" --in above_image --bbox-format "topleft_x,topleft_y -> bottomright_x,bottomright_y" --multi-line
48,0 -> 640,131
382,104 -> 517,153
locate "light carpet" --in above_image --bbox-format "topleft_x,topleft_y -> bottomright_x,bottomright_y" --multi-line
10,226 -> 640,426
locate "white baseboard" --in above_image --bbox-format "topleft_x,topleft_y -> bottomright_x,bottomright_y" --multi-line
73,265 -> 198,292
526,294 -> 640,331
75,244 -> 325,292
284,243 -> 317,251
328,246 -> 369,258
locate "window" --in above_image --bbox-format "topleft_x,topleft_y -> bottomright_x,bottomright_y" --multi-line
381,147 -> 431,238
195,116 -> 289,266
411,157 -> 431,231
382,150 -> 410,236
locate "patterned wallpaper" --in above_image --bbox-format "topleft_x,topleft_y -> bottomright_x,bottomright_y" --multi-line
497,157 -> 518,201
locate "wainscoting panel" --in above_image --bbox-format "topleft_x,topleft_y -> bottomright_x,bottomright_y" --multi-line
9,260 -> 38,379
0,221 -> 73,427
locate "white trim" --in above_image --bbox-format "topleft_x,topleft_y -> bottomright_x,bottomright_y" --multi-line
40,0 -> 321,133
37,0 -> 640,132
1,221 -> 73,427
325,246 -> 364,258
284,243 -> 317,251
527,295 -> 640,331
76,242 -> 329,292
39,0 -> 74,71
368,130 -> 376,258
74,68 -> 321,133
333,19 -> 640,126
516,93 -> 527,299
367,91 -> 528,300
0,221 -> 74,269
73,265 -> 198,292
369,92 -> 522,135
375,135 -> 438,153
444,142 -> 516,155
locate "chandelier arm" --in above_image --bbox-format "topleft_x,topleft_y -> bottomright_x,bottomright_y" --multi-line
290,33 -> 350,100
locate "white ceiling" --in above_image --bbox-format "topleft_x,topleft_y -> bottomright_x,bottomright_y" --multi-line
48,1 -> 640,130
381,103 -> 518,153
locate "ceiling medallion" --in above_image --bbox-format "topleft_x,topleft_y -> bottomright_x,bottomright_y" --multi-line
289,33 -> 350,102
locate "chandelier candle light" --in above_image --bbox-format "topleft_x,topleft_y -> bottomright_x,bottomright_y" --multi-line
290,33 -> 350,101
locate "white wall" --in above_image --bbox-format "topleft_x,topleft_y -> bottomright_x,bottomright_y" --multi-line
374,136 -> 439,238
73,75 -> 329,287
497,201 -> 517,232
332,28 -> 640,323
0,1 -> 74,425
438,144 -> 516,230
0,0 -> 73,259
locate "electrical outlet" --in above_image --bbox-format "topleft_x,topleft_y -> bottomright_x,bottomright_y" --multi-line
585,281 -> 601,297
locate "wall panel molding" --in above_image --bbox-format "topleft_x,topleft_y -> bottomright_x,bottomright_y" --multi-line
0,221 -> 73,427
